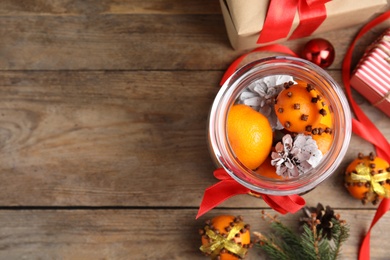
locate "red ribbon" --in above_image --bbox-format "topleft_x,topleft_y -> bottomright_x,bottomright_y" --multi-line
341,10 -> 390,260
196,168 -> 306,219
257,0 -> 329,44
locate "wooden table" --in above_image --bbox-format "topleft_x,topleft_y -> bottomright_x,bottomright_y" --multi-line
0,1 -> 389,259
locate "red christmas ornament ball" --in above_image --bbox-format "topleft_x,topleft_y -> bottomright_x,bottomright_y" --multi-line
301,38 -> 335,68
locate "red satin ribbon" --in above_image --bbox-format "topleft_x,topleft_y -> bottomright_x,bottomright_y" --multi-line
341,10 -> 390,260
257,0 -> 329,44
196,168 -> 306,219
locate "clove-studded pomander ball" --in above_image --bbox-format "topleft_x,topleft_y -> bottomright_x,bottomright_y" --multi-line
301,38 -> 335,68
344,152 -> 390,205
199,215 -> 252,260
274,81 -> 329,134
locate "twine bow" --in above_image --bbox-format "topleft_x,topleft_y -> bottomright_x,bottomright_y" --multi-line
350,164 -> 390,197
199,223 -> 247,258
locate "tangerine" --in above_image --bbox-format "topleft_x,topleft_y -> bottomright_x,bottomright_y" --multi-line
312,130 -> 333,155
344,182 -> 369,200
344,153 -> 390,204
318,103 -> 333,128
200,215 -> 251,260
255,156 -> 283,179
274,82 -> 327,133
227,104 -> 273,170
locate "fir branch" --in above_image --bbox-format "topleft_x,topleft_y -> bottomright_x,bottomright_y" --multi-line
311,216 -> 320,259
259,210 -> 309,260
254,231 -> 290,260
318,239 -> 331,260
270,221 -> 307,259
254,206 -> 350,260
329,219 -> 350,260
301,212 -> 325,260
300,224 -> 319,260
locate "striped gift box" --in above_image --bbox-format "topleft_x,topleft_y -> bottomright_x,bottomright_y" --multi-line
350,29 -> 390,117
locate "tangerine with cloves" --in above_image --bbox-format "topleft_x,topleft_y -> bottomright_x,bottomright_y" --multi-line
311,124 -> 333,155
344,152 -> 390,205
200,215 -> 251,259
274,82 -> 328,133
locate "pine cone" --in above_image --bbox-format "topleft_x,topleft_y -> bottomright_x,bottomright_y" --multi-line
299,203 -> 338,240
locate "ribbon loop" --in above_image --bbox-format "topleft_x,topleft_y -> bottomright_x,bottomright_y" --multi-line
289,0 -> 329,40
197,168 -> 305,219
257,0 -> 297,44
257,0 -> 329,44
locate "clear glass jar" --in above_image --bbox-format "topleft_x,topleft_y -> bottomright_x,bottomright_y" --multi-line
208,56 -> 352,196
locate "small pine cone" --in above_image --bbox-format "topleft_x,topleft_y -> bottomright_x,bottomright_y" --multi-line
299,203 -> 338,240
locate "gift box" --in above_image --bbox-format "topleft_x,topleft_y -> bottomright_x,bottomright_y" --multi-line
350,29 -> 390,117
220,0 -> 389,51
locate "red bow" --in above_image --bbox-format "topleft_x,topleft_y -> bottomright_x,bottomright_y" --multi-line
196,168 -> 306,219
258,0 -> 330,44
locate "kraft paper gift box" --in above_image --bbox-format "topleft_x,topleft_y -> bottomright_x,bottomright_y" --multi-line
220,0 -> 389,51
350,29 -> 390,117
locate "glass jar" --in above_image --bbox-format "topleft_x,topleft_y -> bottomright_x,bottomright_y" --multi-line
208,56 -> 352,196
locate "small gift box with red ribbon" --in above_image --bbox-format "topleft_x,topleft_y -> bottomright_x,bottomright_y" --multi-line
350,29 -> 390,117
220,0 -> 388,51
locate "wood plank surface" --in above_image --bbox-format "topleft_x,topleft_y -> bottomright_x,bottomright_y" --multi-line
0,0 -> 389,71
0,209 -> 387,260
0,0 -> 222,15
0,0 -> 389,259
0,70 -> 387,208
